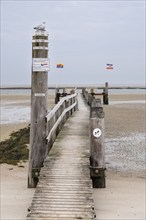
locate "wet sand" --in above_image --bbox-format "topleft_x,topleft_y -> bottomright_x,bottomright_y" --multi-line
0,93 -> 146,219
94,172 -> 145,220
1,163 -> 35,220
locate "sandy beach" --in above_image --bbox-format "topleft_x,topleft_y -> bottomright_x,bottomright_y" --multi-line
0,92 -> 145,220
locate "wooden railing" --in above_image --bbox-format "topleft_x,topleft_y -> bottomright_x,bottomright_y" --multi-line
28,89 -> 78,187
46,92 -> 78,152
82,82 -> 109,105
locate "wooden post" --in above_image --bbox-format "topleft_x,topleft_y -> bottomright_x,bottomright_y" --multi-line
55,88 -> 60,104
88,94 -> 93,106
90,99 -> 106,188
65,100 -> 70,119
103,82 -> 109,105
62,101 -> 66,124
82,88 -> 85,97
75,92 -> 78,111
63,88 -> 66,97
70,88 -> 75,94
85,90 -> 89,103
28,28 -> 49,188
70,89 -> 74,114
90,88 -> 94,96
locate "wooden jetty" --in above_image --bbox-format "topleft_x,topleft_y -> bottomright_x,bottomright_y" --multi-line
27,27 -> 105,219
27,94 -> 96,219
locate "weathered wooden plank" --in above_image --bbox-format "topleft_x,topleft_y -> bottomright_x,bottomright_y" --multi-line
37,181 -> 92,186
31,198 -> 94,204
34,192 -> 92,197
30,207 -> 93,212
35,187 -> 92,191
38,179 -> 92,184
31,201 -> 94,206
40,170 -> 90,173
31,200 -> 94,205
31,200 -> 94,204
27,217 -> 94,220
32,194 -> 93,199
36,186 -> 92,190
38,174 -> 90,178
27,211 -> 94,218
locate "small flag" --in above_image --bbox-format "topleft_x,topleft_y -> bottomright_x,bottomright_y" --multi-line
106,64 -> 113,69
56,64 -> 64,68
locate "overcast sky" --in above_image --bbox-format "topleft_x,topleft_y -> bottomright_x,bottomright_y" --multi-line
1,0 -> 145,86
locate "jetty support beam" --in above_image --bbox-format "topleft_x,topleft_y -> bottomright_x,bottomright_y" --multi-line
90,99 -> 106,188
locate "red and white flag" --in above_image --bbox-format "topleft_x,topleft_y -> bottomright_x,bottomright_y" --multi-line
106,64 -> 113,69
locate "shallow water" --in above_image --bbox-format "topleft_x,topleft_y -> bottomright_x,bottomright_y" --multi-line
1,88 -> 146,95
109,100 -> 145,105
1,105 -> 31,124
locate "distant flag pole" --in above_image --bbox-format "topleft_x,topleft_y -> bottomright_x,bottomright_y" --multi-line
56,63 -> 64,68
106,64 -> 113,70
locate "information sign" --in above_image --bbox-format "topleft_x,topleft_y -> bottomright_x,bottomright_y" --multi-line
33,58 -> 50,72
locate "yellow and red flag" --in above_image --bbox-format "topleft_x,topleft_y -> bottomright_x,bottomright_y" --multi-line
56,64 -> 64,68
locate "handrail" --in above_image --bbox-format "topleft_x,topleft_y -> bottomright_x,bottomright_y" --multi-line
82,87 -> 108,105
46,101 -> 77,142
46,93 -> 77,121
45,92 -> 78,150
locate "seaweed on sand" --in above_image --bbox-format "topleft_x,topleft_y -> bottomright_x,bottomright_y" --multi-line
0,125 -> 30,165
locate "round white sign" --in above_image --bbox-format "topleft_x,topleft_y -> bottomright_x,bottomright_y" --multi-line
93,128 -> 102,138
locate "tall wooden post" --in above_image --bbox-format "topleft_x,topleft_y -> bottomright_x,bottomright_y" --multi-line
28,27 -> 49,188
103,82 -> 109,105
63,88 -> 66,97
90,88 -> 94,96
82,88 -> 86,97
55,88 -> 60,104
90,99 -> 106,188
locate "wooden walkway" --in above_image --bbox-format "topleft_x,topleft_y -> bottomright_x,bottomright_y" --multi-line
27,94 -> 96,220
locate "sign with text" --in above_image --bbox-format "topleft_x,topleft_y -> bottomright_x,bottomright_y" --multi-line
33,58 -> 50,72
